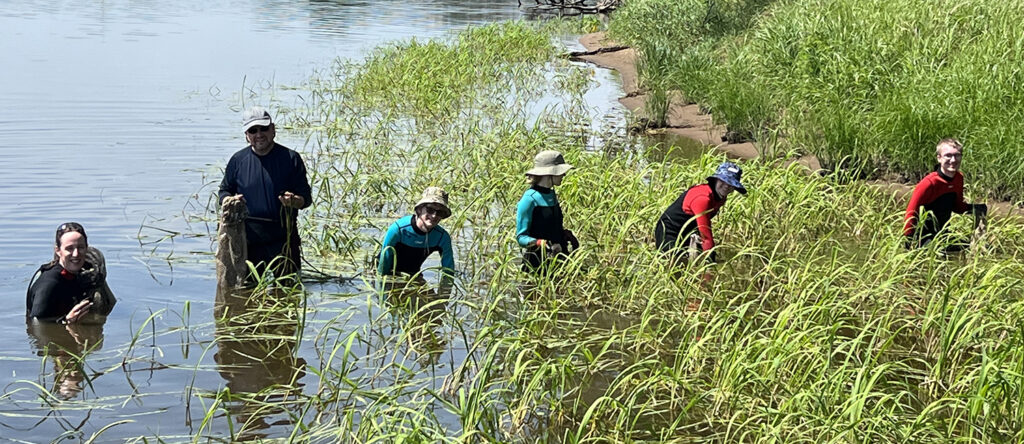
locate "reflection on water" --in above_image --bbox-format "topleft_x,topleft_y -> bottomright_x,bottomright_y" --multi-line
26,320 -> 105,400
382,279 -> 450,366
213,288 -> 307,440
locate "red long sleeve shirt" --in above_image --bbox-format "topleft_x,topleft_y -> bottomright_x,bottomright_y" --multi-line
903,171 -> 968,237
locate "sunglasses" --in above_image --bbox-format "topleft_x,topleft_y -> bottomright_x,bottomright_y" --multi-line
246,125 -> 272,135
421,205 -> 445,216
55,222 -> 87,244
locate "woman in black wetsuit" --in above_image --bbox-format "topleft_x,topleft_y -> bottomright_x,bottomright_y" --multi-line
26,223 -> 114,323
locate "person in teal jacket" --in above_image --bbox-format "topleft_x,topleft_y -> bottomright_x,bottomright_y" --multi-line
516,150 -> 579,271
378,187 -> 455,288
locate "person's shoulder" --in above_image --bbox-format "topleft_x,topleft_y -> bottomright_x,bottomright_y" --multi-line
273,143 -> 302,157
690,183 -> 712,198
227,146 -> 254,162
393,215 -> 415,229
918,171 -> 942,184
28,263 -> 61,289
433,224 -> 451,238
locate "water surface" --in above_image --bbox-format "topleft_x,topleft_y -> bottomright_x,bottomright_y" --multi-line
0,1 -> 523,440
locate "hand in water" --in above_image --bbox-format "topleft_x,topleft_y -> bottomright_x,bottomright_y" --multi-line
64,299 -> 92,324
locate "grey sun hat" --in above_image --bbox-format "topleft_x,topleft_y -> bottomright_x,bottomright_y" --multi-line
242,106 -> 273,131
525,150 -> 573,177
707,161 -> 748,195
414,186 -> 451,219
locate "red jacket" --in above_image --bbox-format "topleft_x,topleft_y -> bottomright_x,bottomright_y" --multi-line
680,184 -> 727,250
903,171 -> 968,236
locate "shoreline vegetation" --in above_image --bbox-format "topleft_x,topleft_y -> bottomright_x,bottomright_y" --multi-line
282,17 -> 1024,441
9,15 -> 1024,442
605,0 -> 1024,206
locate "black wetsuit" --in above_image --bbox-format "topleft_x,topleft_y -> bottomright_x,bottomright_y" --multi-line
26,264 -> 88,322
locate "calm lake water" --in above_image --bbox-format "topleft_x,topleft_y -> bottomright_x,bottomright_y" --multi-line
0,1 -> 532,440
0,1 -> 638,440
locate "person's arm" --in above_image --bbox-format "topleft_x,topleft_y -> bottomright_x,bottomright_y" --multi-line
690,195 -> 717,251
292,152 -> 313,210
516,194 -> 541,248
903,180 -> 928,236
378,222 -> 401,276
439,231 -> 456,295
28,276 -> 63,322
954,174 -> 970,214
218,158 -> 237,204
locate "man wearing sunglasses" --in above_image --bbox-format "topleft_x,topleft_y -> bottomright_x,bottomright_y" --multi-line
218,106 -> 312,281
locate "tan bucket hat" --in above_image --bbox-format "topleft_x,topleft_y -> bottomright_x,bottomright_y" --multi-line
525,150 -> 573,176
414,186 -> 451,219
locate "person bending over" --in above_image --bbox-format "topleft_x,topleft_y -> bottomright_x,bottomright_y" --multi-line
378,187 -> 456,290
655,161 -> 748,264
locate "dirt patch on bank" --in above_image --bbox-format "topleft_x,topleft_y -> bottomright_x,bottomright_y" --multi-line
576,32 -> 759,160
574,32 -> 1022,218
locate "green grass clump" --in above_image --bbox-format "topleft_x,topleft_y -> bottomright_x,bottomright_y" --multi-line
344,21 -> 559,120
610,0 -> 1024,199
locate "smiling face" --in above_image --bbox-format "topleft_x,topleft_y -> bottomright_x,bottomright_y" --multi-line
414,204 -> 445,232
245,124 -> 276,155
55,231 -> 88,273
713,179 -> 736,199
936,142 -> 963,177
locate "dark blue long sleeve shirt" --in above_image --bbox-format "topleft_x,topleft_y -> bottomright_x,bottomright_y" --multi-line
218,144 -> 312,243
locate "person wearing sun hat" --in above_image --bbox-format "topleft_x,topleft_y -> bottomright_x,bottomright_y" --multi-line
378,186 -> 456,286
655,161 -> 748,264
516,150 -> 580,272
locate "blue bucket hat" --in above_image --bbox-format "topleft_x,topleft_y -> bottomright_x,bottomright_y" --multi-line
708,162 -> 747,195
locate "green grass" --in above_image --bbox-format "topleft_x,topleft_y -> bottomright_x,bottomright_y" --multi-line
8,17 -> 1024,442
610,0 -> 1024,200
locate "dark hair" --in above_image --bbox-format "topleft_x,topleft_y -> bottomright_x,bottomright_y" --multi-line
55,222 -> 88,247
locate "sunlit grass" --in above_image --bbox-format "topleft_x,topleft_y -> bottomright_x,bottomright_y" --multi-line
610,0 -> 1024,200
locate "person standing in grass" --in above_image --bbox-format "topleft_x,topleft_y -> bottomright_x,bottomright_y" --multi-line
903,138 -> 987,250
516,150 -> 580,272
378,187 -> 456,288
655,161 -> 747,264
218,106 -> 312,281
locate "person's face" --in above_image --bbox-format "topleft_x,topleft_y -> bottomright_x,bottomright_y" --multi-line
551,174 -> 564,186
937,144 -> 963,176
415,204 -> 445,232
245,124 -> 275,154
714,179 -> 736,198
55,232 -> 87,273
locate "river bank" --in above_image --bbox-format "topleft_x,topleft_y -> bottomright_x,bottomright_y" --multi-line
574,30 -> 1024,219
